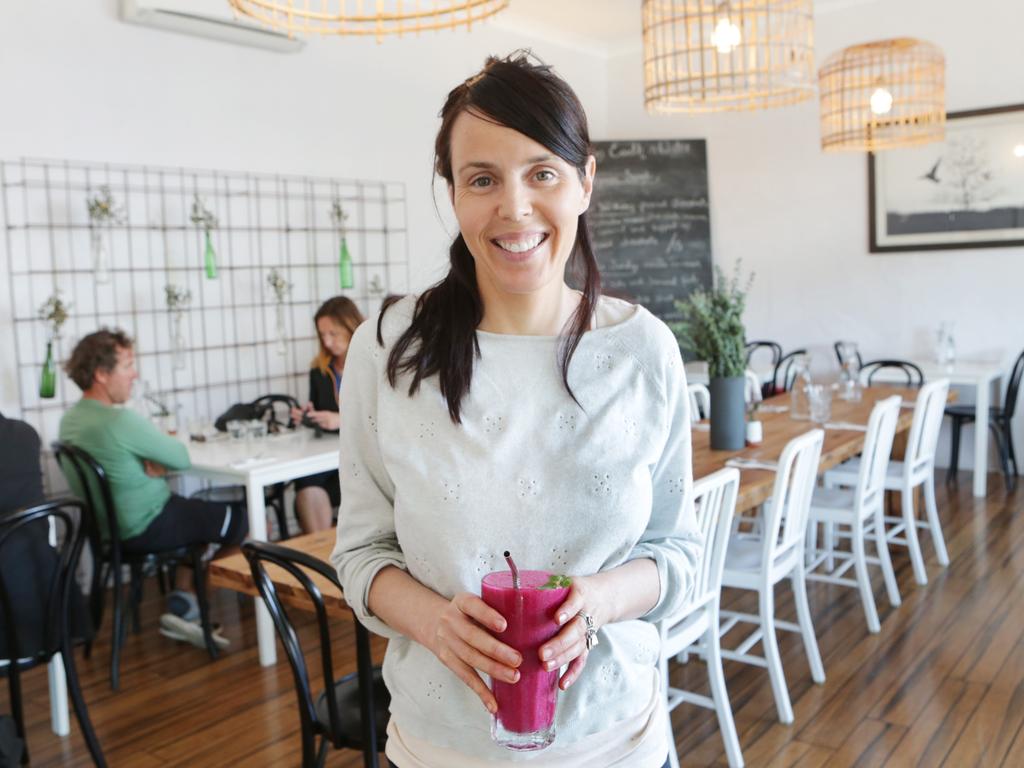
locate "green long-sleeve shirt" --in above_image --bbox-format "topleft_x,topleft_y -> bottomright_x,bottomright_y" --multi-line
59,399 -> 191,540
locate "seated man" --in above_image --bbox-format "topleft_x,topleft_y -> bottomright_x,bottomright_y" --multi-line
58,329 -> 246,649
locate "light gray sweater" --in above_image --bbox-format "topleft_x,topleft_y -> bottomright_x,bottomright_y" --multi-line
331,295 -> 701,761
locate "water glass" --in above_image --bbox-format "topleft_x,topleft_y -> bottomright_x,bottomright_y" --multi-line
248,419 -> 268,439
226,419 -> 247,440
807,384 -> 832,424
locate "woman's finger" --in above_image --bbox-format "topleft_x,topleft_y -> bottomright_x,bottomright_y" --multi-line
435,644 -> 498,714
539,615 -> 587,671
449,595 -> 522,668
558,649 -> 589,690
446,632 -> 520,684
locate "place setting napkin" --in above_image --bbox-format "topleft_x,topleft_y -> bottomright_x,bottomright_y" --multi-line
822,421 -> 868,432
724,457 -> 779,472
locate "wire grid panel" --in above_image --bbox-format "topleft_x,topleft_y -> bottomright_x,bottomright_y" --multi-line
2,157 -> 409,482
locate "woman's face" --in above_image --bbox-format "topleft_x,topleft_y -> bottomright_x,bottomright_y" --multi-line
448,111 -> 595,302
316,316 -> 352,360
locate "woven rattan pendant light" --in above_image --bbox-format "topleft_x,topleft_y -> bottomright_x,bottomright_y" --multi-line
642,0 -> 816,113
227,0 -> 508,40
819,38 -> 945,152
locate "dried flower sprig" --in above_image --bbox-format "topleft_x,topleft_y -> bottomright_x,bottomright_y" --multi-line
165,284 -> 192,312
267,268 -> 292,304
190,194 -> 218,231
86,186 -> 124,225
669,260 -> 754,379
329,199 -> 349,230
39,290 -> 71,339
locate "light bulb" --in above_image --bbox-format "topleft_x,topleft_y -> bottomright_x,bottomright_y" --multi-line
870,87 -> 894,115
1014,144 -> 1024,158
710,17 -> 741,54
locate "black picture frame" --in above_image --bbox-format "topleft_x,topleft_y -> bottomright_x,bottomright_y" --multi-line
868,103 -> 1024,253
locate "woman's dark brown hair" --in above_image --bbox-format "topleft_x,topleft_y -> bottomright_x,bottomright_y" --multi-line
65,328 -> 134,391
380,50 -> 601,423
312,296 -> 365,374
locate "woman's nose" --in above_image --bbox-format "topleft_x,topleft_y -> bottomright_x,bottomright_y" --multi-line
497,179 -> 532,221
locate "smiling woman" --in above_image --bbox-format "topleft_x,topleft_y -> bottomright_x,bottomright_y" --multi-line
331,51 -> 700,768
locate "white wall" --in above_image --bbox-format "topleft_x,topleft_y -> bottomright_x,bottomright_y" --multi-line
0,0 -> 608,415
604,0 -> 1024,472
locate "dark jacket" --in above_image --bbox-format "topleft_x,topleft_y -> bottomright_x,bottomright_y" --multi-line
309,367 -> 340,433
0,413 -> 91,659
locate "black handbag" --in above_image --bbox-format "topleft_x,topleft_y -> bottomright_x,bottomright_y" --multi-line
213,401 -> 268,432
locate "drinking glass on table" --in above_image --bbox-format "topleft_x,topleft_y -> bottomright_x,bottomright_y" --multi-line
807,384 -> 832,424
226,419 -> 247,440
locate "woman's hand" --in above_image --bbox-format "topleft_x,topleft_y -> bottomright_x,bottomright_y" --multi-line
428,592 -> 523,714
539,575 -> 605,691
142,459 -> 167,478
289,405 -> 306,425
307,410 -> 340,431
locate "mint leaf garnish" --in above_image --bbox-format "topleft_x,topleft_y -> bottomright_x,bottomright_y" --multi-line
540,574 -> 572,590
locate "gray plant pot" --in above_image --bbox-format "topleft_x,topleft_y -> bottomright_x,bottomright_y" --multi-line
709,376 -> 747,451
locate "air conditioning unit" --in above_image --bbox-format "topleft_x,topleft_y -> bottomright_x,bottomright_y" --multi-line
119,0 -> 306,53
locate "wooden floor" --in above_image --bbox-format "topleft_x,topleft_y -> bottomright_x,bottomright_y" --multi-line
9,471 -> 1023,767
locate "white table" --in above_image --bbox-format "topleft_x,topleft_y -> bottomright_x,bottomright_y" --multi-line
865,360 -> 1004,498
176,428 -> 340,666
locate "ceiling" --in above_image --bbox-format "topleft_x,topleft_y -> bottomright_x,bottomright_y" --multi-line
493,0 -> 882,58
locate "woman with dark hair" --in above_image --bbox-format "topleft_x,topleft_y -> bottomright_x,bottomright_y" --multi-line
332,52 -> 699,767
290,296 -> 364,533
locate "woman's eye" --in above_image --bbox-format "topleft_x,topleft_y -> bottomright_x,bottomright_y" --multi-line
470,176 -> 492,188
535,169 -> 555,182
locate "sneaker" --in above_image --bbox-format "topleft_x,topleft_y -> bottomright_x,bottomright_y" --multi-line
159,613 -> 230,650
165,590 -> 200,622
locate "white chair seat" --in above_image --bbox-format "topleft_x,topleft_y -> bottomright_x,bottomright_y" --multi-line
825,457 -> 906,488
723,537 -> 763,573
809,485 -> 855,512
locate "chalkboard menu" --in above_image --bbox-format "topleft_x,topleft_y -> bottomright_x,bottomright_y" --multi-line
589,139 -> 712,324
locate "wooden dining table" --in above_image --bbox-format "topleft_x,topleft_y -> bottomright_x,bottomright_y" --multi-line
209,385 -> 926,617
694,385 -> 922,513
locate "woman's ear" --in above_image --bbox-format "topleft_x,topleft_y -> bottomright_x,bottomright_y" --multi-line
579,155 -> 596,214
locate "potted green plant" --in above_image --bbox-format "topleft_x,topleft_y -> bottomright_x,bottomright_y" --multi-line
38,290 -> 71,399
671,261 -> 753,450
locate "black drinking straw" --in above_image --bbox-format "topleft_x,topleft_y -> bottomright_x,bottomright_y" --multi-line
503,550 -> 520,590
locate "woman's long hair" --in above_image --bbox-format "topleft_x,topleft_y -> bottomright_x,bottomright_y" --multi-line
312,296 -> 364,374
380,51 -> 601,423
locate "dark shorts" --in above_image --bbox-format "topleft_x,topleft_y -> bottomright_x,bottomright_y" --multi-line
293,469 -> 341,508
121,494 -> 248,554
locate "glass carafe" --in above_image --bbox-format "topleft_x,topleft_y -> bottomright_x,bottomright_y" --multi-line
837,342 -> 861,402
789,353 -> 812,420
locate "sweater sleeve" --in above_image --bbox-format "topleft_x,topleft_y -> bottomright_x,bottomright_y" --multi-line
625,333 -> 702,624
330,321 -> 406,639
114,409 -> 191,471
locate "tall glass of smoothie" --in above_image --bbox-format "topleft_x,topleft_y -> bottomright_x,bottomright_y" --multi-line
481,566 -> 570,751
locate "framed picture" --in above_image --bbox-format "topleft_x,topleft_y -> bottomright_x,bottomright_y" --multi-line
868,103 -> 1024,252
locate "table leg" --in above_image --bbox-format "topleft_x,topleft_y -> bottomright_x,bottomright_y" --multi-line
973,377 -> 992,498
48,653 -> 69,736
246,476 -> 278,666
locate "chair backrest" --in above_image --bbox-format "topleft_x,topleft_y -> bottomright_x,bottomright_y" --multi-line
744,370 -> 763,404
745,340 -> 782,369
773,349 -> 809,394
687,468 -> 740,610
761,429 -> 824,564
0,499 -> 87,663
242,541 -> 384,768
905,379 -> 951,475
861,359 -> 924,388
1003,348 -> 1024,419
688,383 -> 711,423
851,396 -> 902,515
51,442 -> 120,553
252,393 -> 302,430
834,341 -> 864,370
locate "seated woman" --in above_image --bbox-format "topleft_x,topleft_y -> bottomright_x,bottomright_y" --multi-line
291,296 -> 364,533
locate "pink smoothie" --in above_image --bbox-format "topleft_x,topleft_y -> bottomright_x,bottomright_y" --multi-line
481,570 -> 570,735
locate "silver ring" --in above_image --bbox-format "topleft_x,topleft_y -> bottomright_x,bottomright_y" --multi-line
578,610 -> 599,651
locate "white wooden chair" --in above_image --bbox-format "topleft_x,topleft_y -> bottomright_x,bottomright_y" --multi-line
744,369 -> 763,405
719,429 -> 826,725
805,396 -> 902,633
687,383 -> 711,423
658,468 -> 743,768
824,379 -> 951,585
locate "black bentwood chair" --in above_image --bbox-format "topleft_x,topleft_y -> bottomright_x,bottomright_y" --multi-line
860,359 -> 925,388
242,541 -> 389,768
946,347 -> 1024,492
52,442 -> 219,690
0,499 -> 107,767
834,340 -> 865,370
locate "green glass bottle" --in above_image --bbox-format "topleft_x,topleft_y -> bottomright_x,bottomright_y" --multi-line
39,339 -> 56,399
204,230 -> 218,279
339,236 -> 353,289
